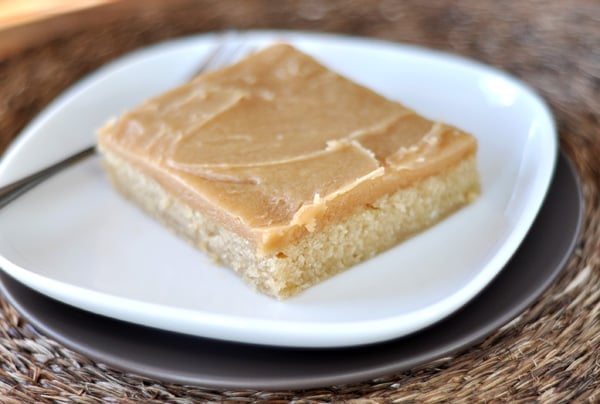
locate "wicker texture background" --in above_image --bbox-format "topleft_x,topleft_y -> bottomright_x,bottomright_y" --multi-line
0,0 -> 598,402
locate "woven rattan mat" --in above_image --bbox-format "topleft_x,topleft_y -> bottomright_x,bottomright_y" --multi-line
0,1 -> 598,402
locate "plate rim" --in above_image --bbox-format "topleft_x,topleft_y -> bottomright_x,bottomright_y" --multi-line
0,151 -> 583,389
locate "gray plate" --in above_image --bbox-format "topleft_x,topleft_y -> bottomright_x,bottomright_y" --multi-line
0,151 -> 583,390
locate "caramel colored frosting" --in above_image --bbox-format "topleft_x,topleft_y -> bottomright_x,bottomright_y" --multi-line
98,44 -> 477,254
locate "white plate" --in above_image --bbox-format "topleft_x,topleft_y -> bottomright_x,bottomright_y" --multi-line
0,31 -> 557,348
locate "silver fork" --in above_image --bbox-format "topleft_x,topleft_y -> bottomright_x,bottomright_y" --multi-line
0,33 -> 248,210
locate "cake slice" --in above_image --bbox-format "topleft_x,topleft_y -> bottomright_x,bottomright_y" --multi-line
97,43 -> 480,299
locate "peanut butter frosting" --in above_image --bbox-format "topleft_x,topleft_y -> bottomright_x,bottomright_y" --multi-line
98,44 -> 477,253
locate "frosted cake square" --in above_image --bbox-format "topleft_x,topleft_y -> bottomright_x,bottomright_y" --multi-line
97,44 -> 480,299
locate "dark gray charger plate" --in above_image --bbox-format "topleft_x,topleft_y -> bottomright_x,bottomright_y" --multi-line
0,152 -> 583,390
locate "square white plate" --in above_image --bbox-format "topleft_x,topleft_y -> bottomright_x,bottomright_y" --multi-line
0,31 -> 557,348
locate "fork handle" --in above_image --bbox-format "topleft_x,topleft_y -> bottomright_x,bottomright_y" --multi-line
0,146 -> 96,209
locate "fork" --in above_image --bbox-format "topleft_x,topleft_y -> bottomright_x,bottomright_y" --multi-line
0,33 -> 247,210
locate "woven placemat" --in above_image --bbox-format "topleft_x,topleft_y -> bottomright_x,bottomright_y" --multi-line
0,1 -> 598,401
